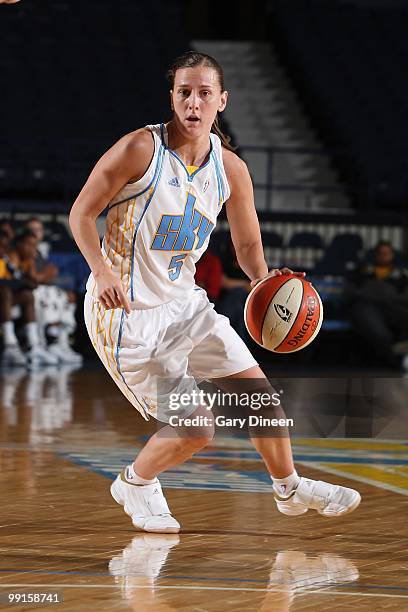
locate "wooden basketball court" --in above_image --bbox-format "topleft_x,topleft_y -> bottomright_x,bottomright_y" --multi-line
0,365 -> 407,611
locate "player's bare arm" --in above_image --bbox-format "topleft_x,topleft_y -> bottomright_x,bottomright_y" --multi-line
223,149 -> 268,279
223,149 -> 304,286
69,129 -> 154,313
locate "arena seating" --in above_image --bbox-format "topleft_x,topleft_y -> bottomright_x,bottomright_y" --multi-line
209,212 -> 406,338
270,0 -> 408,209
0,0 -> 188,200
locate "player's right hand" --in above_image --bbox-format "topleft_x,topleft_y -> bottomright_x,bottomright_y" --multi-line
95,269 -> 131,314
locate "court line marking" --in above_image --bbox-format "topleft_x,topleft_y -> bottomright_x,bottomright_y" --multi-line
58,448 -> 408,466
0,584 -> 407,598
1,573 -> 407,592
0,437 -> 407,453
60,452 -> 408,468
60,453 -> 408,496
300,461 -> 408,496
194,452 -> 408,465
1,442 -> 407,495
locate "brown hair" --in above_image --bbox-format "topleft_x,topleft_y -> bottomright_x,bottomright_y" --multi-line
166,51 -> 236,151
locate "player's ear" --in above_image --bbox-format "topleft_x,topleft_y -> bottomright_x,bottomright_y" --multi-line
218,90 -> 228,113
169,90 -> 174,111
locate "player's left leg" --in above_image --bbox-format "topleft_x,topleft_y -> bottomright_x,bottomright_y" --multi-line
132,403 -> 214,478
85,292 -> 218,534
110,403 -> 214,533
213,365 -> 361,517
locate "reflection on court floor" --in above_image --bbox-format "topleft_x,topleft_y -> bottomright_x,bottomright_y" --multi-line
109,535 -> 360,611
0,366 -> 407,611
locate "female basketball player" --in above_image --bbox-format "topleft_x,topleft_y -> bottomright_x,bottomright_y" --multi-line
69,52 -> 361,532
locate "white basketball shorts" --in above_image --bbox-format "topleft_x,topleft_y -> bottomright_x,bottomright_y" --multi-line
84,288 -> 258,422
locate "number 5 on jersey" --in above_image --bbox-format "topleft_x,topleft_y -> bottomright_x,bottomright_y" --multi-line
168,254 -> 187,281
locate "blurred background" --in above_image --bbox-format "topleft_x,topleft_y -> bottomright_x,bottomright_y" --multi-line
1,0 -> 408,373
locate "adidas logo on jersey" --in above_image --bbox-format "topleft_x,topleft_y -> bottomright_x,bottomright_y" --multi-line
168,177 -> 180,188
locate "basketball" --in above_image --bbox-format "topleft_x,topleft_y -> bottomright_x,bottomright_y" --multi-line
244,274 -> 323,353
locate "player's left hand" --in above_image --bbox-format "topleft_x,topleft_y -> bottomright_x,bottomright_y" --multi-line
250,267 -> 306,288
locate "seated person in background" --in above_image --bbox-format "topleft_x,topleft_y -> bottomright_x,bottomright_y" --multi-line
25,218 -> 81,364
217,239 -> 251,340
0,219 -> 15,242
0,230 -> 15,279
23,217 -> 60,296
194,249 -> 222,302
11,231 -> 56,287
345,240 -> 408,369
24,217 -> 54,265
16,225 -> 82,365
0,230 -> 57,367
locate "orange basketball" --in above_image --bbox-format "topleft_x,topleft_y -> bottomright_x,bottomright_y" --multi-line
244,274 -> 323,353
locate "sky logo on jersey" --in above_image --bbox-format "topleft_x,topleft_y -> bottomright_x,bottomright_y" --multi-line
168,176 -> 180,188
151,192 -> 214,252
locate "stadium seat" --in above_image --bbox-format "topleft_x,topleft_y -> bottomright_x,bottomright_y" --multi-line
270,0 -> 408,209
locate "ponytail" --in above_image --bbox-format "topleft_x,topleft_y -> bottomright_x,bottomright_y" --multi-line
211,114 -> 236,152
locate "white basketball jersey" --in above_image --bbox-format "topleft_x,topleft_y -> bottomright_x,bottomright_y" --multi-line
86,123 -> 231,308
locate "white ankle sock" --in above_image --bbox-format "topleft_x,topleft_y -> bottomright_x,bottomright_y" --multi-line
57,327 -> 70,346
2,321 -> 18,346
47,324 -> 60,339
271,471 -> 300,497
25,322 -> 40,348
124,463 -> 157,485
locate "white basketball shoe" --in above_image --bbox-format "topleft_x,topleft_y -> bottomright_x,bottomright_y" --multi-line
1,344 -> 27,367
26,345 -> 59,367
110,470 -> 180,533
274,477 -> 361,517
49,342 -> 83,365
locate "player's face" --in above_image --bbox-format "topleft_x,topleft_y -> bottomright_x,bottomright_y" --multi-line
171,66 -> 228,137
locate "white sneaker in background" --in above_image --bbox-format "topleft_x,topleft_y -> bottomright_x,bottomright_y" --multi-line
274,477 -> 361,517
49,343 -> 83,364
26,345 -> 59,367
1,344 -> 27,367
111,470 -> 180,533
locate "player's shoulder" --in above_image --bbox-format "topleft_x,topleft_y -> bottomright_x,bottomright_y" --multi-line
102,128 -> 155,177
116,127 -> 154,157
221,147 -> 249,179
222,147 -> 249,188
